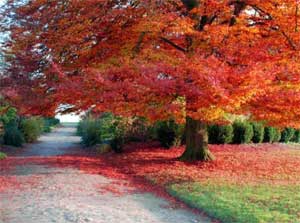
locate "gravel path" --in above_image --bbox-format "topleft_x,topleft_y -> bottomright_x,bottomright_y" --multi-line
0,124 -> 210,223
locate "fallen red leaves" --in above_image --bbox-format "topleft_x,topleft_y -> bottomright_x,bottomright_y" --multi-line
102,143 -> 300,186
0,176 -> 20,193
3,142 -> 298,223
2,142 -> 300,194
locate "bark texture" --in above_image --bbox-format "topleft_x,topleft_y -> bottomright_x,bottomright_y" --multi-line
180,117 -> 215,162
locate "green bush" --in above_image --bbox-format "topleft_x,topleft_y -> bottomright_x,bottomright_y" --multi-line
98,113 -> 118,141
43,124 -> 51,133
251,122 -> 264,143
0,107 -> 17,125
292,129 -> 300,143
126,117 -> 150,142
110,136 -> 124,153
109,117 -> 127,153
218,125 -> 234,144
280,128 -> 295,143
208,124 -> 233,144
208,125 -> 218,144
45,117 -> 60,126
273,128 -> 282,142
80,118 -> 101,147
43,117 -> 59,133
108,115 -> 153,152
232,121 -> 254,144
77,120 -> 84,136
3,121 -> 24,147
263,127 -> 276,143
0,152 -> 7,160
78,114 -> 127,151
78,114 -> 183,152
37,118 -> 45,133
21,117 -> 43,143
156,120 -> 184,148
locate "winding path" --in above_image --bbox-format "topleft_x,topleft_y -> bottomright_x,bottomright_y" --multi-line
0,124 -> 210,223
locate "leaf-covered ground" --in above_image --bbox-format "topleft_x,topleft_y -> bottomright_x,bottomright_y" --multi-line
2,142 -> 300,222
0,126 -> 210,223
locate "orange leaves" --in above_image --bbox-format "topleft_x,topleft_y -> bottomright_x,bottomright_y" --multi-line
2,0 -> 300,126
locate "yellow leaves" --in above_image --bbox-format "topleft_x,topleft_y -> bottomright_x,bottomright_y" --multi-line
192,106 -> 227,123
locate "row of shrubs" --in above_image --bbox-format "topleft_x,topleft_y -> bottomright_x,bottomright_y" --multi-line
77,113 -> 300,153
77,113 -> 150,153
208,121 -> 300,144
146,120 -> 300,147
77,114 -> 186,152
1,114 -> 60,147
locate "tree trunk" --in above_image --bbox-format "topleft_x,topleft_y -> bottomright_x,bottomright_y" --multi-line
179,117 -> 215,162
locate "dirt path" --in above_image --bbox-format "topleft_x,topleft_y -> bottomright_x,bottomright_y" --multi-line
0,124 -> 211,223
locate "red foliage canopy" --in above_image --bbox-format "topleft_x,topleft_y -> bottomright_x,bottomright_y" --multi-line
1,0 -> 300,126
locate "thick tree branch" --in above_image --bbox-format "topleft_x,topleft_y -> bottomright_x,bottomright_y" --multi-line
281,30 -> 297,50
194,15 -> 217,31
208,47 -> 247,67
249,4 -> 273,20
160,37 -> 187,53
132,31 -> 147,56
185,35 -> 193,52
229,1 -> 246,26
244,4 -> 297,50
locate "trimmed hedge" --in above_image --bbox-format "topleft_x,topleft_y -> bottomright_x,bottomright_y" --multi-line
77,115 -> 300,149
156,120 -> 184,148
232,121 -> 254,144
251,122 -> 264,143
208,125 -> 233,144
280,128 -> 295,143
263,127 -> 276,143
292,129 -> 300,143
3,121 -> 24,147
273,128 -> 282,143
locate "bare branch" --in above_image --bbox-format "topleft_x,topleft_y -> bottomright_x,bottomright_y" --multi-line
132,31 -> 147,56
281,30 -> 297,50
160,37 -> 187,53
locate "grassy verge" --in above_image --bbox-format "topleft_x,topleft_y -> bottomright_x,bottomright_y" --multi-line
71,142 -> 300,223
168,182 -> 300,223
110,143 -> 300,223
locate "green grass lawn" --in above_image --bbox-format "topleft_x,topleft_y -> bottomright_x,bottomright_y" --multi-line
169,182 -> 300,223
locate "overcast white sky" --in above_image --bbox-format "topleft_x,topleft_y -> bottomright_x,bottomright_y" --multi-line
56,113 -> 81,123
0,0 -> 5,6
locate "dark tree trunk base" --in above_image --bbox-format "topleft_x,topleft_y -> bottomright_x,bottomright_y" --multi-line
179,116 -> 215,162
179,147 -> 215,162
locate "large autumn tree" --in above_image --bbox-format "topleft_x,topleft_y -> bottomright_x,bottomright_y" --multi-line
1,0 -> 300,161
